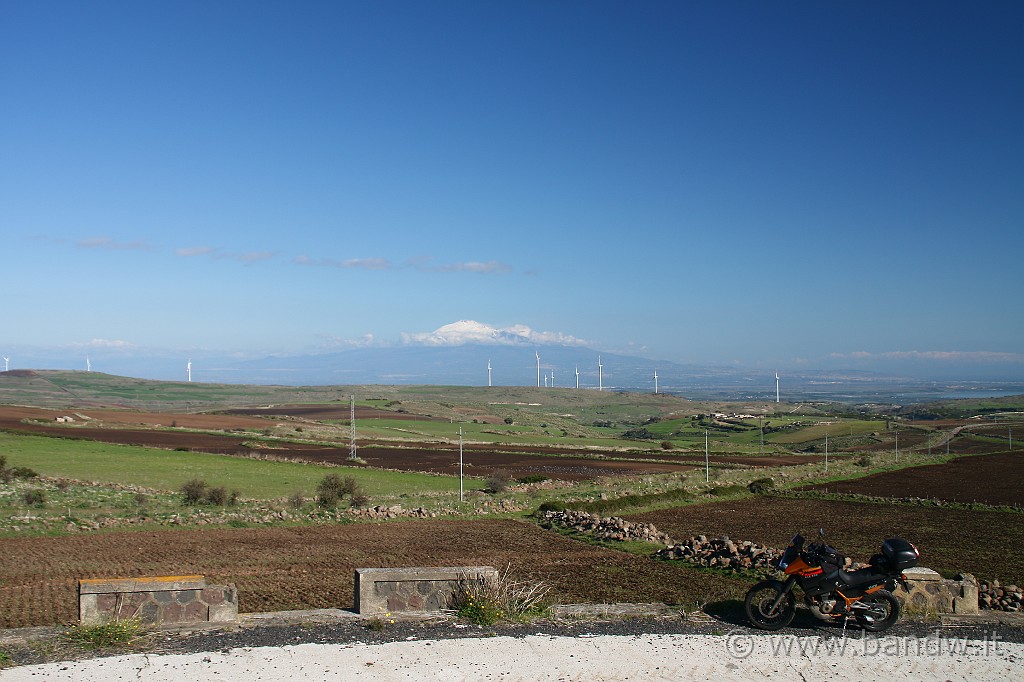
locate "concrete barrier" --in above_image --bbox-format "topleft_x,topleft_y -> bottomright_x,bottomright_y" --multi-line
78,575 -> 238,626
354,566 -> 498,615
895,567 -> 978,615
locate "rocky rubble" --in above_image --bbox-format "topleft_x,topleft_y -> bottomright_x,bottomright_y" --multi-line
979,579 -> 1023,612
539,510 -> 673,545
655,535 -> 784,573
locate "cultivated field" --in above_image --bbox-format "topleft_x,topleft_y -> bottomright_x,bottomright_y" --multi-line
800,452 -> 1024,507
0,519 -> 748,629
2,370 -> 1021,630
627,496 -> 1024,586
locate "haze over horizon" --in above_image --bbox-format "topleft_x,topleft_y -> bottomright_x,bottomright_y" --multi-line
3,2 -> 1022,383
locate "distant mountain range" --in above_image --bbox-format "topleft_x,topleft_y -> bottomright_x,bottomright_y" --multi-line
5,322 -> 1022,403
8,343 -> 1020,404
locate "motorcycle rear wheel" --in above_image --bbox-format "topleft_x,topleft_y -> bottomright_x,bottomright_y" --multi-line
855,589 -> 900,632
745,580 -> 796,631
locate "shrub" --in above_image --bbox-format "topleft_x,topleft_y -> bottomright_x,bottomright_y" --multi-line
205,486 -> 229,506
55,478 -> 72,491
621,428 -> 655,440
133,492 -> 149,505
485,470 -> 512,494
855,455 -> 874,468
504,417 -> 514,425
660,440 -> 674,450
350,491 -> 370,508
9,467 -> 37,479
747,478 -> 775,495
450,565 -> 550,625
317,474 -> 362,508
22,489 -> 46,507
180,478 -> 209,505
0,457 -> 37,482
518,474 -> 549,484
288,490 -> 306,509
534,501 -> 567,515
707,484 -> 747,497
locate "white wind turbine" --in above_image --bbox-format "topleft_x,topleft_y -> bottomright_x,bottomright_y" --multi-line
551,369 -> 555,388
535,351 -> 540,388
187,358 -> 192,383
2,356 -> 8,372
653,370 -> 659,394
598,355 -> 603,391
487,359 -> 492,387
775,371 -> 780,403
86,356 -> 91,372
575,365 -> 580,389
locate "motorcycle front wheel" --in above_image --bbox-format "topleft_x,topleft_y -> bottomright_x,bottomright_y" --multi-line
855,589 -> 900,632
745,580 -> 796,631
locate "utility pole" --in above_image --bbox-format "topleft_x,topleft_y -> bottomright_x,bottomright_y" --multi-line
759,416 -> 764,455
348,395 -> 357,461
705,430 -> 710,483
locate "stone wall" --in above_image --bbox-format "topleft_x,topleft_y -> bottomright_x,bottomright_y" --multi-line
354,566 -> 497,615
78,575 -> 238,626
895,567 -> 978,615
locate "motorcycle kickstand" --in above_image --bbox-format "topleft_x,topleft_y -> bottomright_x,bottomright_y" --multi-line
841,614 -> 850,640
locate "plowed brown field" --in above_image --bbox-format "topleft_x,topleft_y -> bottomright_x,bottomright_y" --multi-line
627,497 -> 1024,585
799,452 -> 1024,507
0,405 -> 808,480
0,520 -> 748,628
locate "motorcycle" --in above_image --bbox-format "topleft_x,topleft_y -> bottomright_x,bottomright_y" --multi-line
744,529 -> 919,632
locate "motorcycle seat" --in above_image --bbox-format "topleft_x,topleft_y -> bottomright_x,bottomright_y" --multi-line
838,566 -> 888,588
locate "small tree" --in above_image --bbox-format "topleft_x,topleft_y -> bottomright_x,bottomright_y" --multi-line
316,474 -> 365,508
485,470 -> 513,494
180,478 -> 209,505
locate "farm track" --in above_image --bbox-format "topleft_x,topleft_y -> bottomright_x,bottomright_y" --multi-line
0,519 -> 748,629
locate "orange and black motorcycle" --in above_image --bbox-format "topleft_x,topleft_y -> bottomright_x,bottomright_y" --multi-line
744,530 -> 919,632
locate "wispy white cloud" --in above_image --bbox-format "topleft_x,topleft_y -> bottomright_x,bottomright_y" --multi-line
315,332 -> 381,349
176,246 -> 216,257
829,350 -> 1024,363
76,237 -> 149,250
435,260 -> 512,274
294,255 -> 393,269
401,320 -> 589,347
69,338 -> 135,349
233,251 -> 275,263
177,246 -> 276,263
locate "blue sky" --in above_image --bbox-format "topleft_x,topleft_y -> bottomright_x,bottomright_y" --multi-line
2,1 -> 1022,380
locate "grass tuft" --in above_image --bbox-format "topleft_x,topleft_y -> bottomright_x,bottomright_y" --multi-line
64,617 -> 143,649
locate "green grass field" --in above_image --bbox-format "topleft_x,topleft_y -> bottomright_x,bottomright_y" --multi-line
0,432 -> 468,499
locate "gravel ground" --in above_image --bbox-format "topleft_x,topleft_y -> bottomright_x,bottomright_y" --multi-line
2,605 -> 1022,669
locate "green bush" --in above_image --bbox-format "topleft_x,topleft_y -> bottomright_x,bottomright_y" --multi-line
518,474 -> 549,484
707,484 -> 747,497
534,501 -> 567,515
22,489 -> 46,507
485,470 -> 512,494
747,478 -> 776,495
316,474 -> 365,508
180,478 -> 209,505
205,486 -> 229,506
